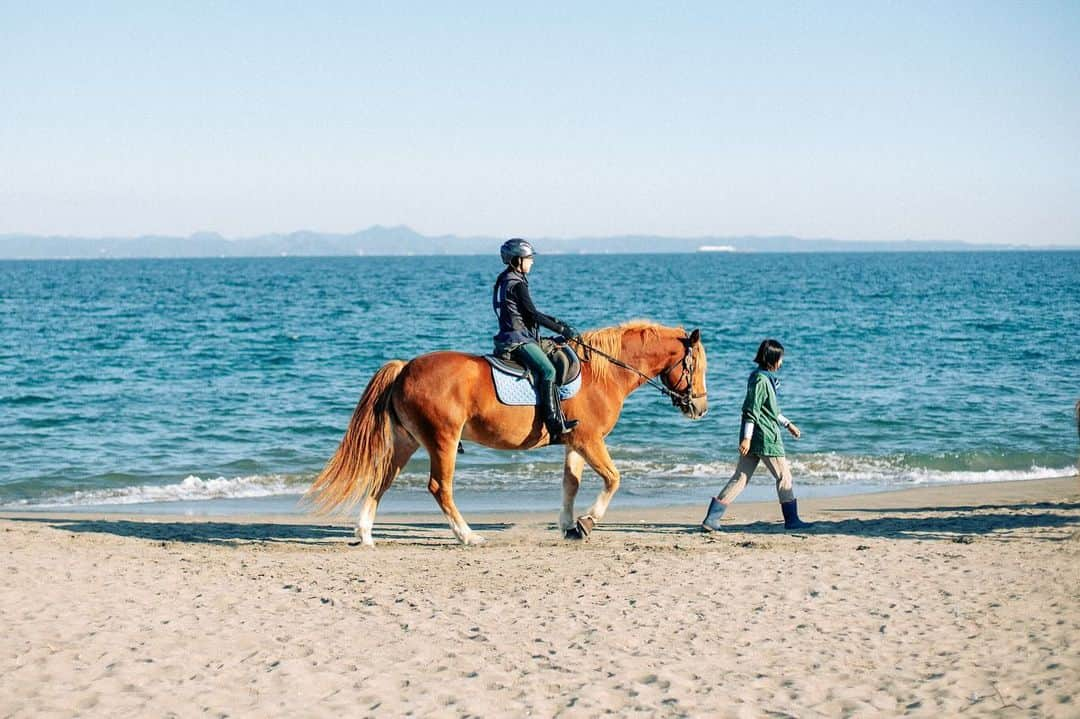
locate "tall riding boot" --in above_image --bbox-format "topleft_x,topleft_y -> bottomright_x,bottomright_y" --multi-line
552,384 -> 579,435
780,499 -> 812,530
539,381 -> 578,442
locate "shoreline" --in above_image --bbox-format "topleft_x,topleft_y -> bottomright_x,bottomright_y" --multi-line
3,473 -> 1077,526
3,471 -> 1077,520
3,475 -> 1078,716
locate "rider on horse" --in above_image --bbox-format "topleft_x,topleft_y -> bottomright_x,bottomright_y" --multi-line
493,238 -> 582,441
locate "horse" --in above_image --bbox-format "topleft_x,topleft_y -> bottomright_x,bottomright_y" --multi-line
307,320 -> 708,546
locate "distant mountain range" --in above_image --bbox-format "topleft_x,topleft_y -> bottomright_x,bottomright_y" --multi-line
0,226 -> 1065,259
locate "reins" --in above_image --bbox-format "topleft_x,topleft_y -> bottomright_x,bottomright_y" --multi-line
568,336 -> 702,410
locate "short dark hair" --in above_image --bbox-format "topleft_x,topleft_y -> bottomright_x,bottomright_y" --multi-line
754,339 -> 784,369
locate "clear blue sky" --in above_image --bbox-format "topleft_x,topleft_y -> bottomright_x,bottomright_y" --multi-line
2,1 -> 1078,245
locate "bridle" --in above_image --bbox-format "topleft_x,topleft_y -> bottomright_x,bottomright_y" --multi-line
569,335 -> 705,412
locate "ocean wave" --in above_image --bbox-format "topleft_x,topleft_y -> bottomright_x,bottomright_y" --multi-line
787,453 -> 1073,486
6,474 -> 306,508
3,455 -> 1074,509
461,454 -> 1075,488
3,394 -> 55,406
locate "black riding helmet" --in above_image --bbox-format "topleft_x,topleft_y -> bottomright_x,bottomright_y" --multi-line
500,238 -> 535,265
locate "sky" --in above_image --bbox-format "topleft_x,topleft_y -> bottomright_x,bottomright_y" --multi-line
2,2 -> 1078,246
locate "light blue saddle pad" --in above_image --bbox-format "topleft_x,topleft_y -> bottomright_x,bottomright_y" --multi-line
483,349 -> 583,406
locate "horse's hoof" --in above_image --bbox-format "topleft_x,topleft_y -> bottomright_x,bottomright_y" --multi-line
463,534 -> 486,546
351,529 -> 375,548
574,516 -> 595,538
564,527 -> 586,540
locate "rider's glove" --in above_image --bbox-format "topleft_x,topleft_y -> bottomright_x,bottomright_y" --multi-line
559,324 -> 581,341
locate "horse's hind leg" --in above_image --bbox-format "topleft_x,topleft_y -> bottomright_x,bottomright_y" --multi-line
355,428 -> 418,547
426,434 -> 483,545
559,449 -> 585,536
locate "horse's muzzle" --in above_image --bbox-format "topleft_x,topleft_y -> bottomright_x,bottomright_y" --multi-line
682,396 -> 708,420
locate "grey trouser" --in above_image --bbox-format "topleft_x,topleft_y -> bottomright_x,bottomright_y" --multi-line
718,454 -> 795,504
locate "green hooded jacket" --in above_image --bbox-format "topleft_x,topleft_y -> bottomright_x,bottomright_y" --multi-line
742,369 -> 785,457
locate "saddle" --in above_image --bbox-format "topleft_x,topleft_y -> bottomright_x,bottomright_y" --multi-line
483,344 -> 583,406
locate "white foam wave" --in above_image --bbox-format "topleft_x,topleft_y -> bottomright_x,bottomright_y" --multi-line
13,474 -> 301,508
557,455 -> 1072,487
405,455 -> 1073,489
787,453 -> 1071,486
501,455 -> 1073,488
6,456 -> 1073,509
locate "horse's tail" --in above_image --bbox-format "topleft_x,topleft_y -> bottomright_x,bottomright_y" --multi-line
306,360 -> 407,514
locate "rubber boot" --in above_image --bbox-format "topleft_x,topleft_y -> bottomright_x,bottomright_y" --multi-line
540,381 -> 578,443
780,499 -> 812,530
700,497 -> 727,532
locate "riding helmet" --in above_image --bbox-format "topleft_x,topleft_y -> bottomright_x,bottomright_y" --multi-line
500,238 -> 535,265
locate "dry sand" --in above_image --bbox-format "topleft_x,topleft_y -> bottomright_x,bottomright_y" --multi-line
2,476 -> 1078,718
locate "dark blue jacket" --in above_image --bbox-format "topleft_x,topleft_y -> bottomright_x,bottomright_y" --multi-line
492,269 -> 567,348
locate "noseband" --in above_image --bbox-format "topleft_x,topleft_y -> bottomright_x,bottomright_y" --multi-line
663,341 -> 706,411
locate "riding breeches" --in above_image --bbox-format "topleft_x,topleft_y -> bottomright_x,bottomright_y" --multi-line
511,342 -> 556,388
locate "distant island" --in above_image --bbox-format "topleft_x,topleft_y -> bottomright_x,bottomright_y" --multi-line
0,226 -> 1067,259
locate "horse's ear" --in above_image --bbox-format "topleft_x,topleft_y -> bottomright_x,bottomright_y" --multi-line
687,329 -> 701,346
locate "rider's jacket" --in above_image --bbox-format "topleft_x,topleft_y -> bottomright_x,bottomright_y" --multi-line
492,268 -> 568,349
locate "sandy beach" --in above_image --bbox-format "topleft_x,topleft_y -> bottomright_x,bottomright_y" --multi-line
2,476 -> 1078,718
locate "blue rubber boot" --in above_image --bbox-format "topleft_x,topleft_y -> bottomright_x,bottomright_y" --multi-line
780,499 -> 812,530
701,497 -> 727,532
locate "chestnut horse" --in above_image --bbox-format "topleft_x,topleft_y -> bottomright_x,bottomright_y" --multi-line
307,320 -> 708,546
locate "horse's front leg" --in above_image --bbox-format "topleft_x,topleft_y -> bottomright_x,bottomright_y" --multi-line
559,449 -> 585,536
569,438 -> 621,539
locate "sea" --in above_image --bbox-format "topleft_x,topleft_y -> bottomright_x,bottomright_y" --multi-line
1,251 -> 1077,516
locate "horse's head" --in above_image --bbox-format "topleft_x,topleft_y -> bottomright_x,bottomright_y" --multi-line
660,328 -> 708,420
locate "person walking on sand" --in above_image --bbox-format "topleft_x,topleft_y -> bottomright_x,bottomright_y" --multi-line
701,339 -> 812,531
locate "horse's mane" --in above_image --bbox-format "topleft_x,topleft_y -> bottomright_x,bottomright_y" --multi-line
579,319 -> 681,385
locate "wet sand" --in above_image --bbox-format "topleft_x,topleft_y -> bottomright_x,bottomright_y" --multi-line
2,476 -> 1078,717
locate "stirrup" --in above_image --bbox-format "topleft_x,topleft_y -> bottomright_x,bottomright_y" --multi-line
546,419 -> 578,444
